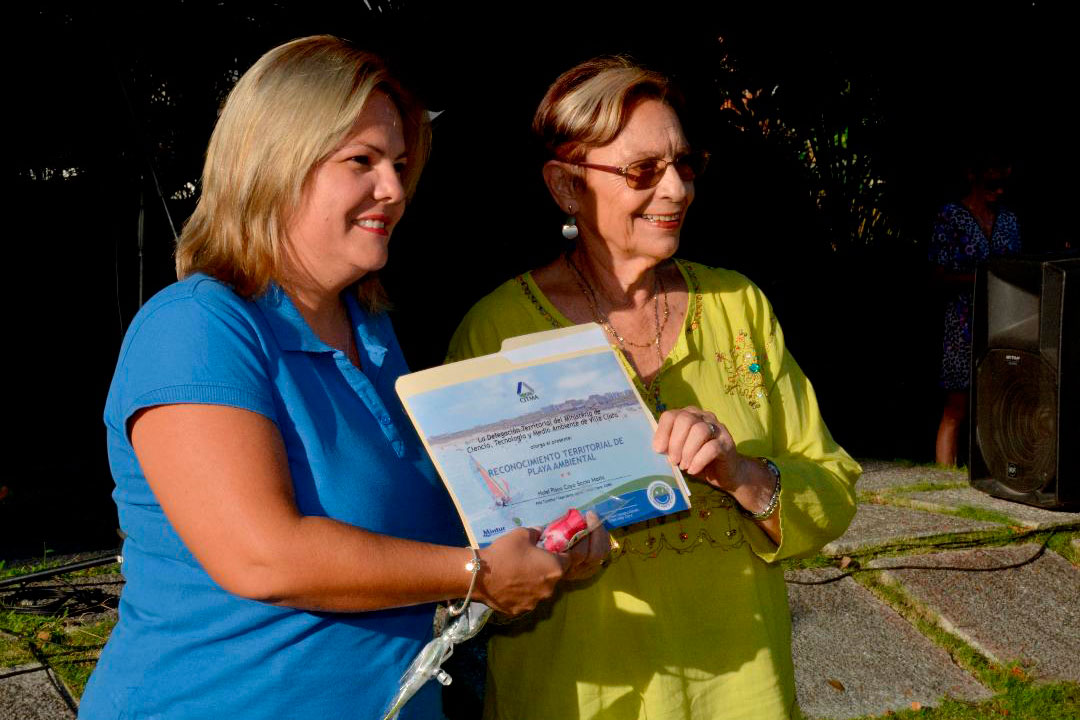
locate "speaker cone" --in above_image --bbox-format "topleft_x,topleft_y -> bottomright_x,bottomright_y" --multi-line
975,349 -> 1057,493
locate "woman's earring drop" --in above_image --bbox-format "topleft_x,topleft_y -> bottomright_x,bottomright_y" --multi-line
561,205 -> 579,240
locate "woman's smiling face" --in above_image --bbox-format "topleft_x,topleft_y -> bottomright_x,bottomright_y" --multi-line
285,91 -> 408,292
574,99 -> 695,264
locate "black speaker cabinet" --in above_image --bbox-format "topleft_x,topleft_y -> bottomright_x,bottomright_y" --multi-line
970,255 -> 1079,510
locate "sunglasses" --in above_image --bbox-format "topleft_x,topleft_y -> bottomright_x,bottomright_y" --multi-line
569,150 -> 710,189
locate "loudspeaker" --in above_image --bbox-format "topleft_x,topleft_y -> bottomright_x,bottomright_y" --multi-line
970,255 -> 1079,510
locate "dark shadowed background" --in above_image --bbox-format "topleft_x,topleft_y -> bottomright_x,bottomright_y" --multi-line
5,1 -> 1074,559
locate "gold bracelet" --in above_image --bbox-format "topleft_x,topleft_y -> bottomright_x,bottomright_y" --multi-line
448,547 -> 482,616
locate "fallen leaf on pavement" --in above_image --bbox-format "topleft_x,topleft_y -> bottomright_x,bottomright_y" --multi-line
839,556 -> 853,569
910,701 -> 921,711
827,679 -> 845,691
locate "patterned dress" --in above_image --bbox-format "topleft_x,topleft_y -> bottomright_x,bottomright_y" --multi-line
928,203 -> 1021,390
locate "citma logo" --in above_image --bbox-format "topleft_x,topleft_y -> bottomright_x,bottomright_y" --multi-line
517,381 -> 539,403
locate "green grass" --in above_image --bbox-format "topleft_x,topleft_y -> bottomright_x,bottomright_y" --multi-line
0,555 -> 122,699
784,527 -> 1074,587
782,553 -> 838,571
857,490 -> 1039,528
883,459 -> 968,473
1047,530 -> 1080,566
0,548 -> 57,580
67,563 -> 123,578
864,481 -> 969,495
0,553 -> 122,581
947,504 -> 1024,526
784,525 -> 1060,571
0,610 -> 117,699
842,679 -> 1079,719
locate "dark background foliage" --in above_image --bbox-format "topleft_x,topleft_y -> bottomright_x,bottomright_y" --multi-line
5,1 -> 1074,558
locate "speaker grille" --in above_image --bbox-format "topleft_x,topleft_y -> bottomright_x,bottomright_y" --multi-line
975,349 -> 1057,493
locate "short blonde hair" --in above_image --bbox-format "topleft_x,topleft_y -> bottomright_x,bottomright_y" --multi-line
175,35 -> 430,309
533,56 -> 677,162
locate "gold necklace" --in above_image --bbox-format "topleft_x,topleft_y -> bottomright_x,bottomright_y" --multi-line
564,251 -> 669,374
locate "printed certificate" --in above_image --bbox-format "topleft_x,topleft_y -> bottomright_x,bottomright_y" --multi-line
396,324 -> 690,547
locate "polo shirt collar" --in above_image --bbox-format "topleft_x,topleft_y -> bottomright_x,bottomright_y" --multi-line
255,283 -> 389,375
256,283 -> 326,353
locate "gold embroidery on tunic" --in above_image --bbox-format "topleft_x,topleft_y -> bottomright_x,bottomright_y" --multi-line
608,492 -> 744,561
717,330 -> 769,409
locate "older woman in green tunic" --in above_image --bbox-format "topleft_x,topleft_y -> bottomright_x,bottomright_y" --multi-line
447,57 -> 860,720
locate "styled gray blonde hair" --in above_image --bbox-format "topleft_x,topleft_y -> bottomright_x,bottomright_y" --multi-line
533,56 -> 678,162
176,35 -> 430,309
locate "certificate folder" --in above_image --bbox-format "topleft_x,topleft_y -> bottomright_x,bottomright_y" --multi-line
395,323 -> 691,548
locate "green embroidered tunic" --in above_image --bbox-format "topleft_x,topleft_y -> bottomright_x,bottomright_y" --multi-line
447,259 -> 860,720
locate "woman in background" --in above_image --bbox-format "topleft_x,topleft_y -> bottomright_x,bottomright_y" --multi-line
448,57 -> 859,720
930,156 -> 1020,466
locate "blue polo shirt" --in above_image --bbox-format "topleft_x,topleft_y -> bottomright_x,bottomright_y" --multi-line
80,274 -> 461,719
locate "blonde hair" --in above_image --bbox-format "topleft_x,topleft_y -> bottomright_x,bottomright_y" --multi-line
175,35 -> 430,309
533,56 -> 677,162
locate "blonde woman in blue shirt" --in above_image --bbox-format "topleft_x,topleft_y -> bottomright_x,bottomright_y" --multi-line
80,36 -> 608,720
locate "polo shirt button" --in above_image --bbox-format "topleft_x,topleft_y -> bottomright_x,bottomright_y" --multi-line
380,415 -> 392,425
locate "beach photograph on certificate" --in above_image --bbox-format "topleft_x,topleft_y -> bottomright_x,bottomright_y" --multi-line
405,351 -> 688,546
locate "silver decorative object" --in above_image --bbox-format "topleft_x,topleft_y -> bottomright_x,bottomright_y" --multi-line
381,601 -> 493,720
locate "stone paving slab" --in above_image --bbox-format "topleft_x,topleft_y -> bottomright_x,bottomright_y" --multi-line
0,664 -> 76,719
823,504 -> 1005,555
787,569 -> 992,719
857,462 -> 968,493
902,488 -> 1080,529
871,544 -> 1080,682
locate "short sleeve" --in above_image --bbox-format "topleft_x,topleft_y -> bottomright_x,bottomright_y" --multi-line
106,281 -> 278,436
998,209 -> 1022,254
742,286 -> 860,562
445,279 -> 543,363
928,206 -> 959,268
446,305 -> 508,363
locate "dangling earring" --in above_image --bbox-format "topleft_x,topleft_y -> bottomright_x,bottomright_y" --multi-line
561,204 -> 579,240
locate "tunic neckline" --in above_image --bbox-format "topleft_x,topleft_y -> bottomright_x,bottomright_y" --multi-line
517,258 -> 703,410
